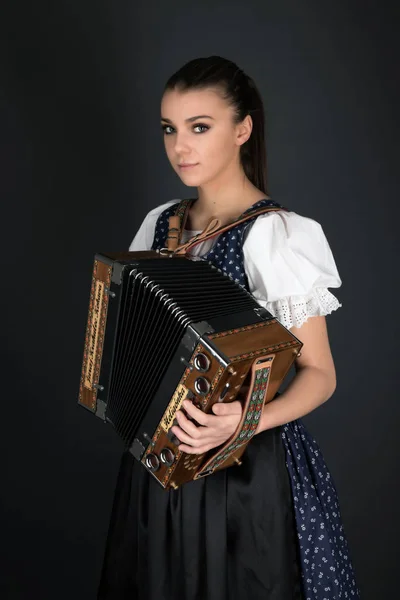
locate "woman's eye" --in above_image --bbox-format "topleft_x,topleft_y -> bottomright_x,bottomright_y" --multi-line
193,124 -> 209,133
161,124 -> 209,135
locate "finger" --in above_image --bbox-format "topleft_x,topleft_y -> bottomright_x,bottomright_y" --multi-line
171,425 -> 204,447
175,410 -> 202,438
182,400 -> 212,426
172,424 -> 220,449
212,400 -> 242,415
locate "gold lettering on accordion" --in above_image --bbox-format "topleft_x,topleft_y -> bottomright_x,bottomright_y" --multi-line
161,384 -> 189,432
84,279 -> 105,390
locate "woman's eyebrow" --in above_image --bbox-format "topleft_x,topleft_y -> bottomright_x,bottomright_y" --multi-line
160,115 -> 215,123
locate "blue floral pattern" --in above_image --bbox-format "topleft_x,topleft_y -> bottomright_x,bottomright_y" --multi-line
151,198 -> 360,599
282,421 -> 359,599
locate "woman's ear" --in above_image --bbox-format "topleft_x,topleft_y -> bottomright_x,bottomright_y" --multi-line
236,114 -> 253,147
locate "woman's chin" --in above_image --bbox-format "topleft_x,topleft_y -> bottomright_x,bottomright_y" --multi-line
178,173 -> 203,186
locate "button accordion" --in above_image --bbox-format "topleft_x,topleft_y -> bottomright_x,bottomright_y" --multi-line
78,251 -> 302,489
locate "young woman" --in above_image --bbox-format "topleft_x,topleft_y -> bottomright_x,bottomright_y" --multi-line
98,56 -> 360,600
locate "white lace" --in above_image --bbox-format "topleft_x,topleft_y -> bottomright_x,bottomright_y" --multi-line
255,288 -> 342,329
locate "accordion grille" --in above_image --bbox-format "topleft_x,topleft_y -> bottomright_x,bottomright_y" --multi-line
107,258 -> 256,444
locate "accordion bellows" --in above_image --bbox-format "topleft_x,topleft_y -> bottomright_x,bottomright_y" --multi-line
79,251 -> 302,489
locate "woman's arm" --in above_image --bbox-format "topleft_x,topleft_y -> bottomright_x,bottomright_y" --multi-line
171,316 -> 337,453
256,315 -> 337,433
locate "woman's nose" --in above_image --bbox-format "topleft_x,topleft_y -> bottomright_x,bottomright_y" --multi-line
173,132 -> 191,154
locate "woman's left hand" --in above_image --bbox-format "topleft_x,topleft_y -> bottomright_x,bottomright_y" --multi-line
171,399 -> 243,454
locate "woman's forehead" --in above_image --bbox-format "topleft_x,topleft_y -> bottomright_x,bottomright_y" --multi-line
161,88 -> 228,120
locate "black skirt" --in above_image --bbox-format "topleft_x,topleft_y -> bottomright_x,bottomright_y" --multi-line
98,425 -> 304,600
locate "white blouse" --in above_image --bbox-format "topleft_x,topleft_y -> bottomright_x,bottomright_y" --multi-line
129,199 -> 342,329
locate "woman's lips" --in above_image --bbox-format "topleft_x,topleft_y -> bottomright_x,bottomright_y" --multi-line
179,163 -> 199,170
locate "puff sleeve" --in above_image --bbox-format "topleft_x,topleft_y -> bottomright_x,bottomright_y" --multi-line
243,211 -> 342,329
128,199 -> 179,251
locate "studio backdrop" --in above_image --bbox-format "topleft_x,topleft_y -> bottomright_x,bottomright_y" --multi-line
0,1 -> 399,598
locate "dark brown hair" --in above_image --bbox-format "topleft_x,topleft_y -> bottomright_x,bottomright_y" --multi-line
163,55 -> 269,195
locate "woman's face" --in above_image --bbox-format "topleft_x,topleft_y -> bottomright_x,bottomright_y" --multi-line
161,88 -> 250,187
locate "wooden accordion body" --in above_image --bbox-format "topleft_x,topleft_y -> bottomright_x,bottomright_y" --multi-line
78,251 -> 302,489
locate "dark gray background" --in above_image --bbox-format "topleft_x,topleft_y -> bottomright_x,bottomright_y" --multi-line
1,0 -> 399,598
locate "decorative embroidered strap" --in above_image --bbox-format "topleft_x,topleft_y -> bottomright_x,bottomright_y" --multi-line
165,197 -> 286,255
194,354 -> 275,479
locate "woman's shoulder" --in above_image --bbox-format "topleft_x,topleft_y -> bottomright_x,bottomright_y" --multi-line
248,208 -> 326,240
136,198 -> 181,235
244,208 -> 335,259
242,208 -> 342,327
243,207 -> 341,296
129,199 -> 181,251
144,198 -> 181,219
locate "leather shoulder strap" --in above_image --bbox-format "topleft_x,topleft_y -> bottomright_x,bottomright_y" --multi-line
165,198 -> 196,252
165,197 -> 286,255
174,204 -> 286,256
165,197 -> 286,254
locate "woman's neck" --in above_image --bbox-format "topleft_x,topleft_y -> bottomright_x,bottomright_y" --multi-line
194,171 -> 267,222
188,171 -> 268,230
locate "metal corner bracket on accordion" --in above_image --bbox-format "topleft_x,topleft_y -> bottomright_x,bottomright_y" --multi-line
78,251 -> 302,490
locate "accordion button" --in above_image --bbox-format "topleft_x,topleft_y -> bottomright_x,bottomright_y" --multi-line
145,453 -> 160,472
160,448 -> 175,467
194,353 -> 210,372
167,430 -> 181,446
194,377 -> 210,396
171,435 -> 180,446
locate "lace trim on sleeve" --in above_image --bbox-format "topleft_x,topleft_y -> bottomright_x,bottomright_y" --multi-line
259,288 -> 342,329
